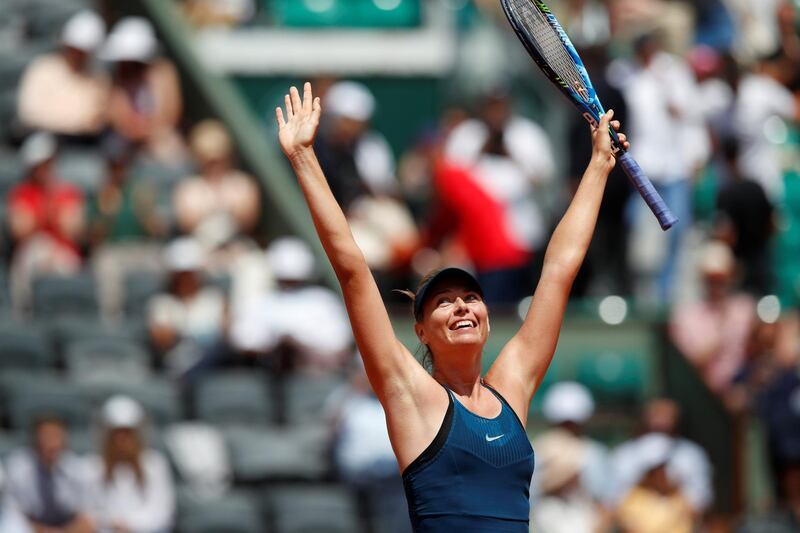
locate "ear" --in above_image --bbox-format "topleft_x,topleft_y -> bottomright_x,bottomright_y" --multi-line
486,316 -> 491,334
415,322 -> 427,345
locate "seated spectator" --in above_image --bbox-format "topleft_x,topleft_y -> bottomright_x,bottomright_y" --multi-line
230,237 -> 352,373
615,434 -> 696,533
5,417 -> 93,533
86,396 -> 175,533
148,238 -> 226,375
182,0 -> 256,27
326,362 -> 411,533
102,17 -> 186,165
610,399 -> 713,516
0,464 -> 33,533
89,137 -> 166,318
670,241 -> 756,394
173,120 -> 261,237
7,133 -> 85,314
534,382 -> 611,505
530,430 -> 608,533
17,10 -> 109,139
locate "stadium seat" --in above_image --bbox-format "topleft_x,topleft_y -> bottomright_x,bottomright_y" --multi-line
0,430 -> 23,459
575,349 -> 649,405
225,424 -> 329,483
6,375 -> 91,431
81,378 -> 182,427
32,273 -> 98,319
57,148 -> 105,191
48,316 -> 146,359
178,491 -> 267,533
269,0 -> 421,28
284,374 -> 344,424
0,321 -> 55,370
64,337 -> 151,384
194,371 -> 275,427
124,270 -> 165,318
0,150 -> 23,199
267,484 -> 359,533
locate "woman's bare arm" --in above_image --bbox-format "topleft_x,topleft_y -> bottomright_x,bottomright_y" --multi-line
276,84 -> 430,402
486,111 -> 628,422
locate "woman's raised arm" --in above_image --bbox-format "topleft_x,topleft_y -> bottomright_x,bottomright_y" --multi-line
486,110 -> 629,423
276,83 -> 425,401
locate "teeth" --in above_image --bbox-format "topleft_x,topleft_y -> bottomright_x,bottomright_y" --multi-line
455,320 -> 473,329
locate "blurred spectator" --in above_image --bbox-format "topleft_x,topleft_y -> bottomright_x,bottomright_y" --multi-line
535,382 -> 611,505
723,0 -> 785,62
551,0 -> 611,49
428,87 -> 555,305
182,0 -> 256,27
17,10 -> 109,140
611,399 -> 713,515
624,30 -> 708,304
7,133 -> 85,315
614,434 -> 696,533
147,238 -> 226,375
0,464 -> 33,533
86,395 -> 175,533
326,362 -> 411,533
530,429 -> 608,533
5,416 -> 93,533
315,81 -> 417,278
103,17 -> 186,165
173,120 -> 261,237
230,237 -> 352,374
89,136 -> 166,318
714,137 -> 774,295
734,49 -> 800,201
670,241 -> 756,394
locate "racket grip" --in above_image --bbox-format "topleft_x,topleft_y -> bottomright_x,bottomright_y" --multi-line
617,152 -> 678,231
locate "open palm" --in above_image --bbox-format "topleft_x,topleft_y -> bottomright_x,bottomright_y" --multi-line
276,82 -> 322,158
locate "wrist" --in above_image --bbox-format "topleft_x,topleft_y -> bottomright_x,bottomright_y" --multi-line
287,146 -> 316,165
589,155 -> 613,173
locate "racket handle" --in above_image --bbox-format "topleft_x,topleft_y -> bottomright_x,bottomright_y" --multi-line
617,152 -> 678,231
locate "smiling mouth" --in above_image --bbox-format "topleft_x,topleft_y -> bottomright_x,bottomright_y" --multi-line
450,320 -> 476,331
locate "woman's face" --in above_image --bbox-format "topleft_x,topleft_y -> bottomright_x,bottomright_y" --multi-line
416,284 -> 490,352
108,427 -> 139,460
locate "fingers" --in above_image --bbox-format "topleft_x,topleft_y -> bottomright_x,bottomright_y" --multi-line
303,82 -> 313,114
290,86 -> 303,117
285,94 -> 294,119
598,109 -> 613,129
275,107 -> 286,128
312,96 -> 322,122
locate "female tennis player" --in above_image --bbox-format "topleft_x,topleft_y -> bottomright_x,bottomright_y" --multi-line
276,83 -> 628,532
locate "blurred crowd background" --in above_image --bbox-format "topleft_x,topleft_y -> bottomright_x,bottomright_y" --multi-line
0,0 -> 798,532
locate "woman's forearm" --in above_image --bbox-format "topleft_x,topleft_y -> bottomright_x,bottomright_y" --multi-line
542,157 -> 611,277
289,147 -> 366,279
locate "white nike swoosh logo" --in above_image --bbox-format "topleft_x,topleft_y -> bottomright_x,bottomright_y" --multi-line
485,434 -> 505,442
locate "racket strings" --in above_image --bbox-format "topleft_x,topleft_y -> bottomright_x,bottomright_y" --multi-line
508,0 -> 589,101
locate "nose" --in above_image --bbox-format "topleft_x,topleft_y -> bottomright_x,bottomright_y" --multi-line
453,297 -> 468,313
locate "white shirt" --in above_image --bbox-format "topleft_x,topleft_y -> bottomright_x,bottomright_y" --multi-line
609,433 -> 713,512
85,450 -> 175,533
735,73 -> 797,199
624,52 -> 708,182
148,288 -> 225,342
5,449 -> 91,523
530,489 -> 599,533
231,285 -> 352,358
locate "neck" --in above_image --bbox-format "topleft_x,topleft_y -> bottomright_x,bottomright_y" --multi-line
432,346 -> 483,396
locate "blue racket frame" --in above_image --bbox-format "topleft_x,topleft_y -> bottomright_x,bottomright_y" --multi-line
500,0 -> 677,230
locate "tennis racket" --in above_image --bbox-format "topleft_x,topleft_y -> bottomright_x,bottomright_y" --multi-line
500,0 -> 677,230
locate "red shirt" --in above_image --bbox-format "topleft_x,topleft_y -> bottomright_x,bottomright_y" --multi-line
8,180 -> 83,252
430,162 -> 531,272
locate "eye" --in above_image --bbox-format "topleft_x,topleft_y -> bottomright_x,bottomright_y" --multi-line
465,294 -> 479,302
436,296 -> 453,307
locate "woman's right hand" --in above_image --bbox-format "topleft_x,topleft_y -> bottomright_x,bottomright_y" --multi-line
276,82 -> 322,159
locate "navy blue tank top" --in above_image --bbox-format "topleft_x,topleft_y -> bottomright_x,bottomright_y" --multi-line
402,383 -> 535,532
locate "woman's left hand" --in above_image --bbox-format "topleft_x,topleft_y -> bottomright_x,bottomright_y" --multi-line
591,109 -> 630,172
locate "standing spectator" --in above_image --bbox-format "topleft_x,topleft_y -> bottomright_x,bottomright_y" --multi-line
17,10 -> 109,140
5,417 -> 93,533
715,137 -> 774,295
610,399 -> 713,515
103,17 -> 186,165
734,49 -> 800,201
7,133 -> 85,315
614,434 -> 696,533
670,241 -> 756,395
624,31 -> 708,304
530,430 -> 608,533
430,87 -> 555,305
86,396 -> 175,533
230,237 -> 352,374
326,362 -> 412,533
147,238 -> 226,375
535,382 -> 611,505
173,120 -> 261,237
